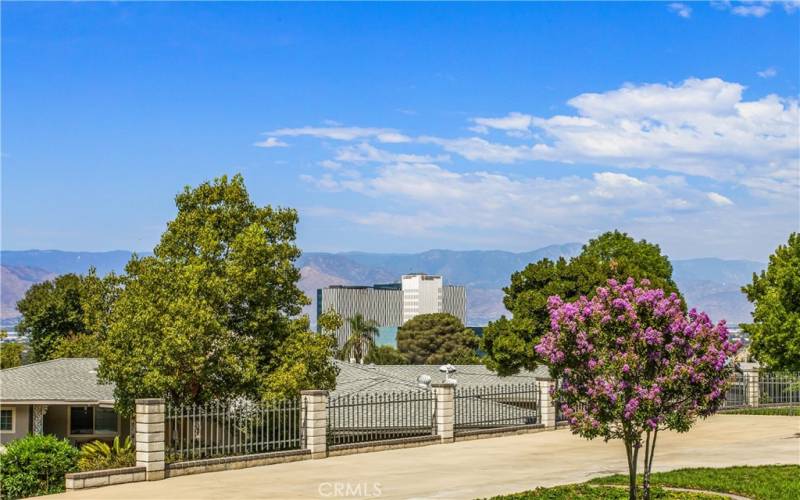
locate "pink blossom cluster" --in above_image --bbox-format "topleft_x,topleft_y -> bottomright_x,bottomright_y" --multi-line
536,277 -> 742,441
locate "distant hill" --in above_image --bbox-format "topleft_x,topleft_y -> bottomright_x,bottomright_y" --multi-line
1,265 -> 57,320
0,250 -> 141,276
1,247 -> 763,327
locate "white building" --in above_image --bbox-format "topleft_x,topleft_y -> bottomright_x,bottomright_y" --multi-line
401,274 -> 444,323
317,273 -> 466,348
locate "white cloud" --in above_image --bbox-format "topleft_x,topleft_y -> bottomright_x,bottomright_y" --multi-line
319,160 -> 342,170
712,1 -> 799,17
419,136 -> 552,164
335,143 -> 449,164
707,192 -> 735,206
254,137 -> 288,148
757,67 -> 777,78
469,112 -> 534,133
307,161 -> 714,234
423,79 -> 798,201
668,3 -> 692,18
591,172 -> 658,199
269,75 -> 797,256
267,126 -> 411,143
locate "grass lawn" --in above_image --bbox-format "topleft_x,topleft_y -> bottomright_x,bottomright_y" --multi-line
489,484 -> 720,499
589,465 -> 800,500
720,406 -> 800,416
489,465 -> 800,499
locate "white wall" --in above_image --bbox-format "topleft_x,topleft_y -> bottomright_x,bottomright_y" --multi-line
402,274 -> 443,323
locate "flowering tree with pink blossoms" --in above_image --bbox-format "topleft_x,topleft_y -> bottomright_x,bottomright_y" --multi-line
536,278 -> 741,500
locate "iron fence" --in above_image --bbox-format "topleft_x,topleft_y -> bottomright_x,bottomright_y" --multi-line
758,372 -> 800,406
454,383 -> 540,432
327,390 -> 435,446
721,372 -> 750,409
165,398 -> 303,462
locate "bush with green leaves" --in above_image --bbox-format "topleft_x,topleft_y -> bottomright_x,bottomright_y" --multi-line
0,434 -> 79,499
77,436 -> 135,472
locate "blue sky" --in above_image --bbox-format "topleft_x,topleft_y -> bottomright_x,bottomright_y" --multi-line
2,2 -> 798,260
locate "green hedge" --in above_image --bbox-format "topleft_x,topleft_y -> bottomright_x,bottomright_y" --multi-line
0,435 -> 79,499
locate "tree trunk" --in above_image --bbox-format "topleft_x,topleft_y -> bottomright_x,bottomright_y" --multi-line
625,440 -> 638,500
642,429 -> 658,500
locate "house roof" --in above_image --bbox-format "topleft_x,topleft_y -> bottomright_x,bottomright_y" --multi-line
0,357 -> 549,404
0,358 -> 115,403
332,360 -> 548,397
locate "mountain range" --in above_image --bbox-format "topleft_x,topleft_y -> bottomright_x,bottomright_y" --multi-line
0,247 -> 764,328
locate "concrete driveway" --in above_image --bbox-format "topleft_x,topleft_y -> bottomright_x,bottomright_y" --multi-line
56,415 -> 799,500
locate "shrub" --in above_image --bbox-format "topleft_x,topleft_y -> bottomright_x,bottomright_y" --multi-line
77,436 -> 135,472
0,434 -> 79,499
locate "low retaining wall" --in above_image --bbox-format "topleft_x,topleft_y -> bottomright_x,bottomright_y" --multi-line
328,435 -> 440,457
65,466 -> 146,490
454,423 -> 545,441
166,448 -> 310,478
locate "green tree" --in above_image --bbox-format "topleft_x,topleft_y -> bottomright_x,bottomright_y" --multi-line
397,313 -> 478,365
260,318 -> 339,401
482,231 -> 680,376
16,274 -> 84,361
340,314 -> 379,363
99,174 -> 332,413
50,334 -> 100,359
482,257 -> 581,375
15,269 -> 118,362
317,308 -> 343,335
572,230 -> 679,296
742,233 -> 800,371
0,330 -> 24,368
365,345 -> 408,365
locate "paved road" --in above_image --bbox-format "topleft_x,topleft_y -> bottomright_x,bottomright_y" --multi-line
57,415 -> 800,500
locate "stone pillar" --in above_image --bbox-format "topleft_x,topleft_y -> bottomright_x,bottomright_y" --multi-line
135,398 -> 165,481
301,390 -> 328,459
32,405 -> 48,435
432,383 -> 455,443
744,369 -> 760,407
536,378 -> 557,429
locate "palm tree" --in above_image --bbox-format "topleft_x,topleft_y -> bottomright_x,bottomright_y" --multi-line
340,314 -> 379,364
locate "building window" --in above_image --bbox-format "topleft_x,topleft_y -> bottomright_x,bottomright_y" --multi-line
0,408 -> 14,432
69,406 -> 119,436
95,408 -> 118,433
70,407 -> 94,434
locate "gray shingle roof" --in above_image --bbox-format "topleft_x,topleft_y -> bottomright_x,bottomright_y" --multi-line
331,360 -> 549,397
0,358 -> 115,403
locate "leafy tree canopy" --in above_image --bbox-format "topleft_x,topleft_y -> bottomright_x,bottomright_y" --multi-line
317,308 -> 343,336
260,318 -> 339,401
365,345 -> 408,365
16,269 -> 117,361
0,330 -> 24,369
742,232 -> 800,371
482,231 -> 680,376
397,313 -> 479,365
98,174 -> 332,412
50,334 -> 101,359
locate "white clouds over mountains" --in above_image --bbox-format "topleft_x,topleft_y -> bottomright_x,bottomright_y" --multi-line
455,78 -> 798,195
258,77 -> 799,257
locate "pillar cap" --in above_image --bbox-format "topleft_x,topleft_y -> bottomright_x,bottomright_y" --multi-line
431,382 -> 456,388
135,398 -> 165,404
301,390 -> 329,396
